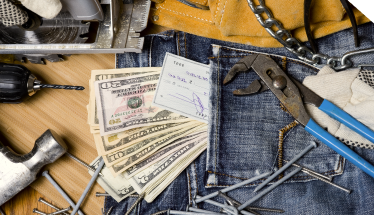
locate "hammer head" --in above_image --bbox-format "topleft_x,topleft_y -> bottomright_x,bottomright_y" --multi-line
0,129 -> 67,205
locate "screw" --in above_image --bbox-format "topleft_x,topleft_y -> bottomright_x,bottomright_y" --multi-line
195,171 -> 272,203
38,198 -> 69,215
254,142 -> 317,192
66,152 -> 104,177
150,210 -> 168,215
48,207 -> 72,215
238,167 -> 302,211
33,209 -> 47,215
71,158 -> 106,215
152,15 -> 159,21
41,171 -> 84,215
124,193 -> 145,215
285,160 -> 332,181
106,206 -> 113,215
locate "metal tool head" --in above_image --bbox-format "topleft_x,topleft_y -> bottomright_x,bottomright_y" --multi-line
224,54 -> 311,126
0,129 -> 67,205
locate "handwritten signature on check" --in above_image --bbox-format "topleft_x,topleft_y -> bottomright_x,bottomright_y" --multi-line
168,93 -> 207,117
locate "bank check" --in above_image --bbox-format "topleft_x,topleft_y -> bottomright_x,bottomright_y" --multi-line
152,53 -> 211,123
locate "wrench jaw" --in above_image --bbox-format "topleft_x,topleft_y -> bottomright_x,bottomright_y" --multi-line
233,79 -> 269,96
223,54 -> 259,85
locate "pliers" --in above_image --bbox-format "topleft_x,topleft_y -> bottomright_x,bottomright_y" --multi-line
304,0 -> 359,53
224,54 -> 374,178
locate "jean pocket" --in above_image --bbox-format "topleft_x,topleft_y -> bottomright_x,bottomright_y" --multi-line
206,45 -> 344,187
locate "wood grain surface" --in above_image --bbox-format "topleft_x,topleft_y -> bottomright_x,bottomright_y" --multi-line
0,24 -> 171,215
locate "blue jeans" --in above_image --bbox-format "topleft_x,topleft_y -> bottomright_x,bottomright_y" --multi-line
108,23 -> 374,215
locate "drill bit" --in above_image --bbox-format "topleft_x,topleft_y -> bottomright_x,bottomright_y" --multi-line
37,84 -> 85,90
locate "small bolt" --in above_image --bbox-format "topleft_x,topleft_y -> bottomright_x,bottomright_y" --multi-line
152,15 -> 159,22
124,193 -> 145,215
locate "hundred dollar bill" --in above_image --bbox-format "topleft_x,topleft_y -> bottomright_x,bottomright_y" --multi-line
123,131 -> 208,179
95,72 -> 190,136
89,68 -> 161,127
144,143 -> 206,202
94,121 -> 193,155
128,138 -> 207,202
103,121 -> 203,168
88,156 -> 135,202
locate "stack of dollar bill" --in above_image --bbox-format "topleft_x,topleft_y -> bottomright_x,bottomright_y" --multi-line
87,68 -> 207,202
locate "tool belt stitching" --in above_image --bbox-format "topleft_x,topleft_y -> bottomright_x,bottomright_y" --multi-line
157,0 -> 213,23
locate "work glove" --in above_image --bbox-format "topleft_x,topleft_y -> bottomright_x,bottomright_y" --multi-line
303,66 -> 374,149
20,0 -> 62,19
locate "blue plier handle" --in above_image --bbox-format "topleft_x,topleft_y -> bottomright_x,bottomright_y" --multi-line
224,54 -> 374,178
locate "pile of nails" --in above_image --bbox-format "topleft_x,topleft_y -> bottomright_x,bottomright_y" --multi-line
34,156 -> 106,215
33,198 -> 72,215
152,141 -> 351,215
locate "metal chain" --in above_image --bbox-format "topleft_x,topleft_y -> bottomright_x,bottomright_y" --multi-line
246,0 -> 355,70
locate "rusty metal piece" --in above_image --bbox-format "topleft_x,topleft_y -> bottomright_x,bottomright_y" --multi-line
224,54 -> 310,126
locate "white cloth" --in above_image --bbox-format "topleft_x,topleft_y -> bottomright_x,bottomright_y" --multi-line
20,0 -> 62,19
303,66 -> 374,149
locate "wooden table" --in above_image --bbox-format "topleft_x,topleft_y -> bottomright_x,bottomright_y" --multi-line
1,23 -> 170,215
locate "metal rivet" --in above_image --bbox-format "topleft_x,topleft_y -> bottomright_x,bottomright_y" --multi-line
152,15 -> 159,21
272,75 -> 287,90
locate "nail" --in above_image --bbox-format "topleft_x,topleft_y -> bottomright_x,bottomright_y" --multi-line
304,171 -> 351,193
218,193 -> 261,215
70,158 -> 105,215
196,195 -> 239,215
33,209 -> 47,215
66,152 -> 104,177
106,206 -> 113,215
41,171 -> 84,215
101,208 -> 105,215
221,207 -> 256,215
195,171 -> 272,203
96,192 -> 110,197
254,142 -> 316,192
245,207 -> 284,213
48,207 -> 72,215
186,205 -> 222,214
150,210 -> 168,215
38,198 -> 70,215
124,193 -> 145,215
238,167 -> 302,210
285,161 -> 332,181
217,192 -> 284,213
0,207 -> 5,215
167,209 -> 218,215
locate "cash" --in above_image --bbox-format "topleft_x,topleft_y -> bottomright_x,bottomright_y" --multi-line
89,156 -> 135,202
123,130 -> 207,179
94,72 -> 190,136
87,67 -> 208,202
103,121 -> 203,168
128,132 -> 207,202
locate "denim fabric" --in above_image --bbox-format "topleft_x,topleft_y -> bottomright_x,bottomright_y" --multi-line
107,23 -> 374,215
